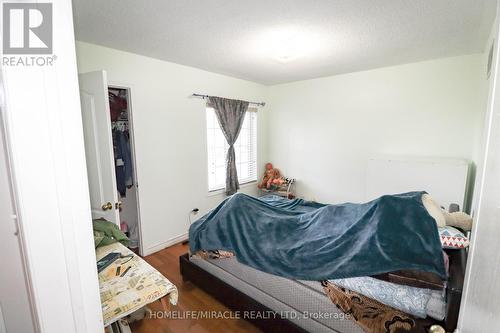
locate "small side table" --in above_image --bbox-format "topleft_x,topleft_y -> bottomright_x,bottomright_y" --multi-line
96,242 -> 178,328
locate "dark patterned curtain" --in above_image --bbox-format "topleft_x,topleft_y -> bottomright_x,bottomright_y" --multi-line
207,96 -> 249,195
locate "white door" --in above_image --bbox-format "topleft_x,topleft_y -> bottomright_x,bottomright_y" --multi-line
79,71 -> 120,225
459,14 -> 500,331
0,112 -> 37,333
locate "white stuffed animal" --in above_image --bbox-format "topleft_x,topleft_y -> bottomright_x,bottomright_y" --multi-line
443,211 -> 473,231
422,194 -> 473,231
422,194 -> 446,227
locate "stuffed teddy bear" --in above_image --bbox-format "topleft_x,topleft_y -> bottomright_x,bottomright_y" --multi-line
443,211 -> 473,231
258,163 -> 282,189
422,194 -> 446,227
422,194 -> 473,231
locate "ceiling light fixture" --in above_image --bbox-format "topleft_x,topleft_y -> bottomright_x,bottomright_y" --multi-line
253,26 -> 321,63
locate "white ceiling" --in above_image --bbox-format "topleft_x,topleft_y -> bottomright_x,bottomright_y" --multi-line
73,0 -> 496,85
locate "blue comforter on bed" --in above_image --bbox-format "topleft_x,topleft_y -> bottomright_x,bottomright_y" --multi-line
189,192 -> 446,281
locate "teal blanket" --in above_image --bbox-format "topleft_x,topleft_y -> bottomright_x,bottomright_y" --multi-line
189,192 -> 446,281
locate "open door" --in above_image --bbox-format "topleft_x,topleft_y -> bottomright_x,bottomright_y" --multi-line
79,70 -> 120,225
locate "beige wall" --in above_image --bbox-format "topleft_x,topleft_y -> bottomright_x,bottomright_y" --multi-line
266,54 -> 488,204
76,41 -> 268,254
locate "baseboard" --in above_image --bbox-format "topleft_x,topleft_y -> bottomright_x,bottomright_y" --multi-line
143,232 -> 188,256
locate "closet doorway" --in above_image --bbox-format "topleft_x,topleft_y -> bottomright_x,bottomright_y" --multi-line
108,85 -> 141,252
79,71 -> 143,254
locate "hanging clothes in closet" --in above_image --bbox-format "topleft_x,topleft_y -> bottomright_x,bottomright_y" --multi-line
110,90 -> 133,197
113,129 -> 133,197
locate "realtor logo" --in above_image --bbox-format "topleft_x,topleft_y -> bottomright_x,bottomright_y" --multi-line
2,3 -> 52,54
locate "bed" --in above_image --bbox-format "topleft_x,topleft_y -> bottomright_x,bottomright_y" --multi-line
180,248 -> 465,333
181,193 -> 467,332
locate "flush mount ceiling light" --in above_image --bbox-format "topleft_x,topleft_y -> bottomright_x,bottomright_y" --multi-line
253,26 -> 322,63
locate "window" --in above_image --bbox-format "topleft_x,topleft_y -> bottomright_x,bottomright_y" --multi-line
206,107 -> 257,191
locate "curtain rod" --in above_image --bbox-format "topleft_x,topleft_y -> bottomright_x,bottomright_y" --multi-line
191,93 -> 266,107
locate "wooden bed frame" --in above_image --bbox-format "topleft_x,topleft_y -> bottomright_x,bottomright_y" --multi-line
180,249 -> 466,333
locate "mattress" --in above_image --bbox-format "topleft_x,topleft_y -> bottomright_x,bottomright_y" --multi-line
190,256 -> 363,333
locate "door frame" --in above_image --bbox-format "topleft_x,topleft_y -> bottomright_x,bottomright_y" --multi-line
0,0 -> 104,331
0,70 -> 40,333
108,82 -> 145,255
457,6 -> 500,331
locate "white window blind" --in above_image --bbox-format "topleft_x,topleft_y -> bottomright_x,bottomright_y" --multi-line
206,107 -> 257,191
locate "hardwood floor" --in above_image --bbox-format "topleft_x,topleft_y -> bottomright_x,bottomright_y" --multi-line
130,243 -> 262,333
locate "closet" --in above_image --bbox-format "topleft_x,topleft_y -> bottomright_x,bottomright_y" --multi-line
79,71 -> 142,253
108,87 -> 140,250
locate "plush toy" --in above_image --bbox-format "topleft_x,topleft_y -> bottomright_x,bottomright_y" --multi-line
272,177 -> 285,186
422,194 -> 473,231
444,211 -> 473,232
258,163 -> 281,189
422,194 -> 446,227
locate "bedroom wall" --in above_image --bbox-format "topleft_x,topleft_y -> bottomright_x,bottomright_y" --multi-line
75,42 -> 268,255
266,54 -> 488,204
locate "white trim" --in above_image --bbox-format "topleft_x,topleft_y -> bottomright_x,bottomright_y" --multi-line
458,6 -> 500,331
1,0 -> 103,331
0,72 -> 40,333
0,305 -> 5,333
143,232 -> 188,256
207,187 -> 226,196
207,180 -> 257,197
